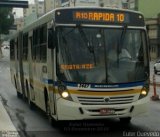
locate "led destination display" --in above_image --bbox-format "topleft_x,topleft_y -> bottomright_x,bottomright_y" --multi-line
73,11 -> 128,23
55,8 -> 145,26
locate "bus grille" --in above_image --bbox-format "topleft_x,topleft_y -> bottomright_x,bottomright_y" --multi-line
77,95 -> 135,105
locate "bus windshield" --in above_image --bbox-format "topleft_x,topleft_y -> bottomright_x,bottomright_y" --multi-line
56,26 -> 148,84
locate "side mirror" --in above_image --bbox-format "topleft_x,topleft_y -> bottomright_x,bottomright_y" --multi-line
48,29 -> 57,49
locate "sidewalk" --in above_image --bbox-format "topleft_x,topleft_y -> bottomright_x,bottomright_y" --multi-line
0,97 -> 17,131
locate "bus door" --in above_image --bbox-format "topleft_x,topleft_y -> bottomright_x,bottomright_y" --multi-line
28,33 -> 35,102
14,38 -> 21,93
18,32 -> 26,97
48,27 -> 57,116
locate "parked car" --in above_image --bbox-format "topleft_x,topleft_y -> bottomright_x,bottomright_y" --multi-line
154,60 -> 160,74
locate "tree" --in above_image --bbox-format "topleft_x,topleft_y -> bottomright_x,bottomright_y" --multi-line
0,7 -> 14,58
0,7 -> 14,34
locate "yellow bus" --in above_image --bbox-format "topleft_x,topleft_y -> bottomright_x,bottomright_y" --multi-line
10,7 -> 150,124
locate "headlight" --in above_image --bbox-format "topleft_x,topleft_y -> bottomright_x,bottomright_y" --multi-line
141,89 -> 147,95
139,87 -> 149,100
61,91 -> 69,98
58,84 -> 73,101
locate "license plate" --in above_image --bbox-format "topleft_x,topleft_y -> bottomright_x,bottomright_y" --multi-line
100,108 -> 115,115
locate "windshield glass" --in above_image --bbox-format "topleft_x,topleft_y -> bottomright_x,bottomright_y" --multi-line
56,27 -> 148,84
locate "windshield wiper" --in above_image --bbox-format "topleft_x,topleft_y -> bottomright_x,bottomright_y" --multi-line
117,24 -> 128,65
77,25 -> 97,65
120,24 -> 128,45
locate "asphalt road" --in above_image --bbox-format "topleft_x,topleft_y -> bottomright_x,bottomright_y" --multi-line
0,48 -> 160,137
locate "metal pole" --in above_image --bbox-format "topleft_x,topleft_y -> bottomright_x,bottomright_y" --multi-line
153,74 -> 157,96
0,34 -> 3,59
151,74 -> 160,101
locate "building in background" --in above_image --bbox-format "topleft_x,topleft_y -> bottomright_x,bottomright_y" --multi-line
123,0 -> 160,60
70,0 -> 122,8
103,0 -> 122,8
44,0 -> 61,13
23,0 -> 45,26
146,15 -> 160,60
44,0 -> 70,12
134,0 -> 160,60
23,4 -> 37,26
73,0 -> 99,7
121,0 -> 135,10
44,0 -> 123,13
23,4 -> 36,18
35,0 -> 45,17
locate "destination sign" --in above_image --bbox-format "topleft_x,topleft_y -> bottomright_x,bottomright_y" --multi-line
73,11 -> 128,23
60,64 -> 94,70
55,8 -> 145,26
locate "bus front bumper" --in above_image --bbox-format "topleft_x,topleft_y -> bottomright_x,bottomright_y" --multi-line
56,97 -> 149,120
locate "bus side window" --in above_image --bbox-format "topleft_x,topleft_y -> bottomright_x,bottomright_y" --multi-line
33,29 -> 37,61
36,29 -> 40,62
33,28 -> 40,62
23,33 -> 28,61
40,24 -> 47,62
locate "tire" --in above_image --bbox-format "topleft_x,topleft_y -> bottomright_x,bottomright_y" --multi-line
17,91 -> 22,99
45,93 -> 56,126
120,117 -> 132,124
26,82 -> 35,110
15,79 -> 22,99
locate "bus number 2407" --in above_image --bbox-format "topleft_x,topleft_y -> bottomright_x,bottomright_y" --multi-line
78,84 -> 90,88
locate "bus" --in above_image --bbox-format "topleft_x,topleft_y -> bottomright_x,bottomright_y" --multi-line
10,7 -> 150,124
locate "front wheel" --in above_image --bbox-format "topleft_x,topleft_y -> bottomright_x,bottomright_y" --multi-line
119,117 -> 132,124
26,82 -> 35,110
46,95 -> 56,126
17,91 -> 22,99
15,79 -> 22,99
